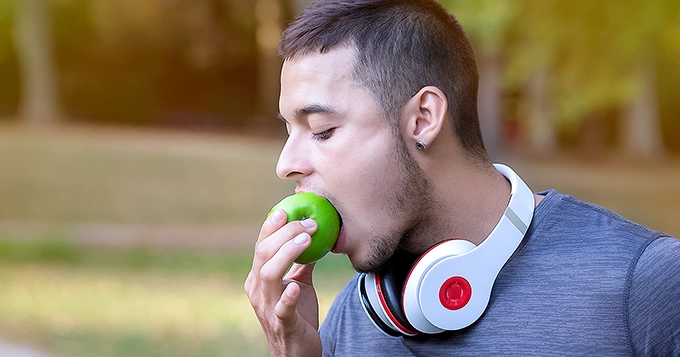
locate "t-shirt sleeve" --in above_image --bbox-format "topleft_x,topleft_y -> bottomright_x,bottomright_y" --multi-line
628,236 -> 680,356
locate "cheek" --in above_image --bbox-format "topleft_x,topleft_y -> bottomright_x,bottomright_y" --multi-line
319,126 -> 411,225
337,152 -> 409,226
332,145 -> 397,200
321,130 -> 395,189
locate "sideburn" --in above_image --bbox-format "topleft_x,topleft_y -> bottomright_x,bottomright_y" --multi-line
391,132 -> 437,254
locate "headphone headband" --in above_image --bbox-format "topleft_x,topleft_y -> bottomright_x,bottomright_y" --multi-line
472,163 -> 534,272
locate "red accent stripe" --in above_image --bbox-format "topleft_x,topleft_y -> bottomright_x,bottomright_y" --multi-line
374,272 -> 419,336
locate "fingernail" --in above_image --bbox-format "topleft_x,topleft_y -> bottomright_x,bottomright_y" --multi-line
271,209 -> 284,222
294,233 -> 309,245
286,283 -> 299,297
301,219 -> 316,228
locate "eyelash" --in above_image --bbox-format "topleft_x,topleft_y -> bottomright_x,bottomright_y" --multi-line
312,128 -> 335,141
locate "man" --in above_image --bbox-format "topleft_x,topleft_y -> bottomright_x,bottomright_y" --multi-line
244,1 -> 680,356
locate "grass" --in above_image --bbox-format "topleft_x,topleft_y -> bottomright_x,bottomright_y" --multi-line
0,123 -> 292,225
0,261 -> 268,357
0,123 -> 678,356
0,240 -> 355,357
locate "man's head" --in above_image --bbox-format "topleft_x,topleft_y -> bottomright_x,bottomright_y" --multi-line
279,0 -> 486,161
276,0 -> 490,272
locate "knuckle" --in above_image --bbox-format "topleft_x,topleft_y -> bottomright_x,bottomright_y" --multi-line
259,265 -> 278,283
253,242 -> 269,258
244,275 -> 252,292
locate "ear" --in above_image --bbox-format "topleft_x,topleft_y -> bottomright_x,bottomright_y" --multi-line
402,86 -> 448,150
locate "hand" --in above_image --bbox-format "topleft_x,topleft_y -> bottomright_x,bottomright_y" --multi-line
244,209 -> 323,357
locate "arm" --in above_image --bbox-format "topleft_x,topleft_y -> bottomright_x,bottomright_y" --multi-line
628,236 -> 680,356
244,209 -> 323,357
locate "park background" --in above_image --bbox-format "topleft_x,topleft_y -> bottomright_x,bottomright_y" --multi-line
1,0 -> 679,356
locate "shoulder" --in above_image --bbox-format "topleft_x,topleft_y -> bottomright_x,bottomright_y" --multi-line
628,236 -> 680,356
536,190 -> 647,230
530,190 -> 663,250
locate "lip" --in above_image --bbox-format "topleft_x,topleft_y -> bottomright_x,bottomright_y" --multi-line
331,222 -> 346,254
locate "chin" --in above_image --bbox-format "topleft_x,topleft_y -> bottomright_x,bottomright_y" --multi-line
350,235 -> 398,273
351,260 -> 380,274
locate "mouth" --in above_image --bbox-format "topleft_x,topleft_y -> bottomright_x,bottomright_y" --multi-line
331,215 -> 345,253
297,189 -> 345,253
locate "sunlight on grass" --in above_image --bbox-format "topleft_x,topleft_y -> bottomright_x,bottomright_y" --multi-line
0,262 -> 352,357
0,245 -> 355,357
0,263 -> 265,356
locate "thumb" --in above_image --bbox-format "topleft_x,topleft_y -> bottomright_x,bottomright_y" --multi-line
285,262 -> 316,285
275,281 -> 301,321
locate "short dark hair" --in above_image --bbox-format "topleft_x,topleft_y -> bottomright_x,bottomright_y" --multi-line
279,0 -> 486,160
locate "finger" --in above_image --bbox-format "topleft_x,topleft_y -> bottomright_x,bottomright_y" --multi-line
256,209 -> 288,245
247,212 -> 288,295
247,219 -> 316,300
253,219 -> 317,268
259,232 -> 312,284
275,281 -> 301,321
285,262 -> 316,285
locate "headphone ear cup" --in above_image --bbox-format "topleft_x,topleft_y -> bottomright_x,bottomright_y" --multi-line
403,239 -> 477,333
376,251 -> 419,335
358,273 -> 402,337
357,251 -> 420,336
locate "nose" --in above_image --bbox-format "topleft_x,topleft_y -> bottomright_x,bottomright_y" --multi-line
275,135 -> 312,181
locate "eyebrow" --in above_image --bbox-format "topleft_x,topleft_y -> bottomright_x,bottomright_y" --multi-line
278,103 -> 337,123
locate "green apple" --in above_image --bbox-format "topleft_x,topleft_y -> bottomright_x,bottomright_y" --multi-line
268,192 -> 341,264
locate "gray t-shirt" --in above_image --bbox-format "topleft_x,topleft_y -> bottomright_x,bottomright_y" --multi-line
319,190 -> 680,356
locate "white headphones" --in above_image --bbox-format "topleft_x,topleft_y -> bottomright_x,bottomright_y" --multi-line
358,164 -> 535,336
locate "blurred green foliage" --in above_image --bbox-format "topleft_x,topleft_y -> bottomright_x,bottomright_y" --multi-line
441,0 -> 680,151
1,0 -> 679,152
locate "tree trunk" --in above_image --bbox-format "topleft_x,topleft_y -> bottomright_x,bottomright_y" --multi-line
477,54 -> 503,160
620,58 -> 665,160
525,67 -> 557,155
15,0 -> 60,125
253,0 -> 283,132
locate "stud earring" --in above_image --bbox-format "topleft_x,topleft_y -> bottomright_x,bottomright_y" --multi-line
416,141 -> 427,151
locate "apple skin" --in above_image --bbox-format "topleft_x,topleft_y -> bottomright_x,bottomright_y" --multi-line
268,192 -> 341,264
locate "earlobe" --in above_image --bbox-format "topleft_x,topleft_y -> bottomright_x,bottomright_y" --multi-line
404,86 -> 448,150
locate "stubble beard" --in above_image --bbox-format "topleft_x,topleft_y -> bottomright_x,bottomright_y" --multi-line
352,133 -> 435,273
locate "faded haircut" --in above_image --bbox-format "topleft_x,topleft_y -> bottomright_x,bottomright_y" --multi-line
278,0 -> 487,161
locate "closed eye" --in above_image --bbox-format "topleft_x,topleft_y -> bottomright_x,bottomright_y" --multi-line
312,128 -> 335,141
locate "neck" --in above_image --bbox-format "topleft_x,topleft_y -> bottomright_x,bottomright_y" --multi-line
399,160 -> 511,255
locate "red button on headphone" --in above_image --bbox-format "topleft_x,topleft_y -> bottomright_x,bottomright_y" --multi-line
438,276 -> 472,310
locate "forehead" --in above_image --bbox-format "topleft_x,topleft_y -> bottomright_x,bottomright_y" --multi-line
282,46 -> 356,85
279,47 -> 360,117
